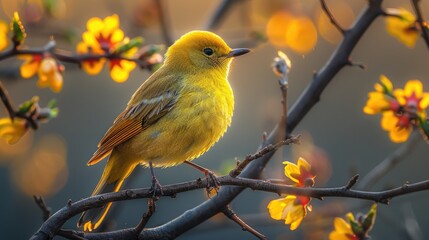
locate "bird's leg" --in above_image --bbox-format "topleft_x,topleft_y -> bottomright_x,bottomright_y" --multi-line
149,162 -> 163,200
184,161 -> 220,194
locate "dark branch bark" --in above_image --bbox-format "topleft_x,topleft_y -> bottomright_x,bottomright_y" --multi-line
30,175 -> 429,240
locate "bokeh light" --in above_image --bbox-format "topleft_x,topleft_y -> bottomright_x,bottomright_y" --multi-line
316,1 -> 355,44
266,11 -> 292,47
11,134 -> 68,196
0,131 -> 33,164
266,11 -> 317,53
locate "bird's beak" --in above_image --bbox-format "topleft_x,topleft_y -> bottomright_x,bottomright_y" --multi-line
226,48 -> 250,58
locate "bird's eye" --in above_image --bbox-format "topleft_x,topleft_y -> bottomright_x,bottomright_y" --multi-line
203,47 -> 214,56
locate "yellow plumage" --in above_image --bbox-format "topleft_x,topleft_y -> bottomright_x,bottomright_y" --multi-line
78,30 -> 249,231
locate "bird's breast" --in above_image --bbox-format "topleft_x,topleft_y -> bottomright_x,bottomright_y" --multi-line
131,74 -> 234,167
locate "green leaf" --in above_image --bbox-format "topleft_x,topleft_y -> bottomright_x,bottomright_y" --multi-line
11,12 -> 26,46
18,97 -> 38,114
362,204 -> 377,232
115,37 -> 144,54
420,118 -> 429,140
349,219 -> 363,236
47,99 -> 57,109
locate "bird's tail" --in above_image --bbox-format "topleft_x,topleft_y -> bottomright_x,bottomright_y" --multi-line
77,152 -> 136,232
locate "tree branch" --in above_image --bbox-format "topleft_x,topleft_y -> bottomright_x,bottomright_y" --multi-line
30,175 -> 429,240
221,206 -> 267,240
320,0 -> 346,34
411,0 -> 429,50
358,131 -> 421,190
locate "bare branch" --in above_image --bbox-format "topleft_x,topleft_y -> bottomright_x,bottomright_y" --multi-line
154,0 -> 173,46
229,135 -> 300,177
358,131 -> 421,190
222,206 -> 267,240
134,199 -> 156,234
320,0 -> 346,34
0,81 -> 16,119
205,0 -> 245,30
411,0 -> 429,49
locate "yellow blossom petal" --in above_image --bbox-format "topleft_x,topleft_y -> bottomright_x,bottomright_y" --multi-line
20,58 -> 40,78
420,93 -> 429,109
109,60 -> 135,83
0,21 -> 8,51
380,75 -> 393,92
86,17 -> 104,34
334,217 -> 353,234
0,118 -> 28,144
393,89 -> 406,105
297,157 -> 311,172
389,127 -> 411,143
82,32 -> 99,48
385,8 -> 419,48
37,57 -> 63,93
267,195 -> 306,230
283,161 -> 300,183
381,111 -> 398,131
102,14 -> 120,38
267,198 -> 291,220
363,92 -> 390,114
329,232 -> 352,240
110,29 -> 125,46
404,80 -> 422,98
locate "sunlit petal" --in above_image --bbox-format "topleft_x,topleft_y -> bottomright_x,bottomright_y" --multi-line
404,80 -> 422,98
381,111 -> 398,131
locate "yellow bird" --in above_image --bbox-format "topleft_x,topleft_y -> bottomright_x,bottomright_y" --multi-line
78,30 -> 249,231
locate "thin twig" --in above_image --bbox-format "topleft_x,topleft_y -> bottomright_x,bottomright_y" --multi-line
154,0 -> 173,46
0,81 -> 16,119
320,0 -> 346,34
358,131 -> 420,190
222,206 -> 267,240
205,0 -> 245,30
411,0 -> 429,50
33,196 -> 52,221
229,135 -> 300,177
134,199 -> 156,234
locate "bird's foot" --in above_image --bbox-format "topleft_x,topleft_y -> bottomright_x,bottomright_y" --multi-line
149,176 -> 163,200
204,170 -> 221,197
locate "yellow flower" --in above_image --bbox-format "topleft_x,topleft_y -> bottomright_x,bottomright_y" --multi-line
109,44 -> 137,83
364,76 -> 429,143
284,157 -> 315,187
0,118 -> 28,145
394,80 -> 429,115
267,157 -> 315,230
363,75 -> 398,115
0,20 -> 8,51
76,42 -> 106,75
20,54 -> 43,78
385,8 -> 419,48
330,204 -> 377,240
267,195 -> 312,230
329,214 -> 358,240
77,14 -> 137,82
37,57 -> 64,93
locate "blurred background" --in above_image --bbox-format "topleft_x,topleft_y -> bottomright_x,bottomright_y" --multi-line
0,0 -> 428,239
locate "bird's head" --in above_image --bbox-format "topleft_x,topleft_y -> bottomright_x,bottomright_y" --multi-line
164,31 -> 249,72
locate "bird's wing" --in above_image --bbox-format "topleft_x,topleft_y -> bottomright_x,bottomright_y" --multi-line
87,73 -> 181,165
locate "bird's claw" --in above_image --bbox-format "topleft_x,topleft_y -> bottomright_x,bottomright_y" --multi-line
150,176 -> 163,200
205,170 -> 221,197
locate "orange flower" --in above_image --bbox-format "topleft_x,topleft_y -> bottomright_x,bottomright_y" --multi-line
0,20 -> 8,51
0,118 -> 28,145
267,157 -> 315,230
20,55 -> 64,93
385,8 -> 419,48
77,14 -> 137,82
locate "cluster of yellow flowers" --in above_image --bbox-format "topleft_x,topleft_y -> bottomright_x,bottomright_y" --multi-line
76,14 -> 138,83
267,157 -> 315,230
364,75 -> 429,143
